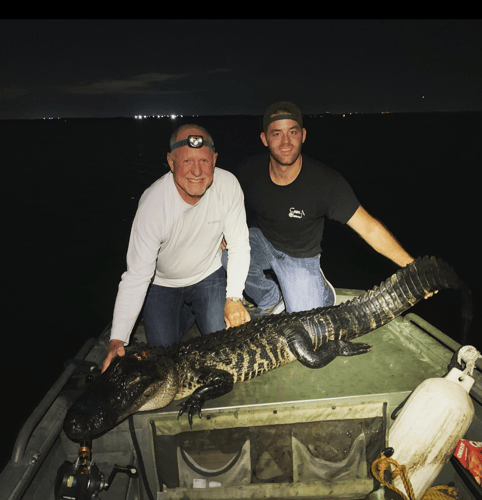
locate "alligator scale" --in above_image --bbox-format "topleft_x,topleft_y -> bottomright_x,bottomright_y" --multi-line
64,256 -> 471,441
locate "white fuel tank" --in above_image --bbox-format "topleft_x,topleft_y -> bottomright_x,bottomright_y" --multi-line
389,367 -> 474,499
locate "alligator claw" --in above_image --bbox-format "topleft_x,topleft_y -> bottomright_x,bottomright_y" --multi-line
341,341 -> 371,356
177,394 -> 205,428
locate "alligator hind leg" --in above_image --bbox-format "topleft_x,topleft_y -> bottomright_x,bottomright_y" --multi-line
178,368 -> 234,427
283,324 -> 371,369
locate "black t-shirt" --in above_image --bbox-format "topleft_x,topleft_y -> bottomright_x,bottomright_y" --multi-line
235,153 -> 360,258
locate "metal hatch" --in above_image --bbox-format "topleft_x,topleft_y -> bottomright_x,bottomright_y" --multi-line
151,400 -> 388,499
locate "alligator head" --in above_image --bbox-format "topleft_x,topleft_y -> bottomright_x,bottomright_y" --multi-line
63,346 -> 178,441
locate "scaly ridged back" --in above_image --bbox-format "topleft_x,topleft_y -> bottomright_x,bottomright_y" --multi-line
296,256 -> 470,345
172,256 -> 470,382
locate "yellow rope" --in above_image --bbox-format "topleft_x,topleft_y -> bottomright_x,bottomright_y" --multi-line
371,453 -> 460,500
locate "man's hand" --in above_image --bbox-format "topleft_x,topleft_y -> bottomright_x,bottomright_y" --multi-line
101,339 -> 126,373
224,299 -> 251,328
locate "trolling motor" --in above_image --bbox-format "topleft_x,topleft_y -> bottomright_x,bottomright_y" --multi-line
55,441 -> 138,499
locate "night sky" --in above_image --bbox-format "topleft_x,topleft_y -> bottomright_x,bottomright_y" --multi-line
2,19 -> 482,120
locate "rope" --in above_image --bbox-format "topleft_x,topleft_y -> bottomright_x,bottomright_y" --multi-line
371,453 -> 460,500
457,345 -> 482,379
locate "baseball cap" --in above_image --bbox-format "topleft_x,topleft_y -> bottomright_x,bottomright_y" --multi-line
263,101 -> 303,131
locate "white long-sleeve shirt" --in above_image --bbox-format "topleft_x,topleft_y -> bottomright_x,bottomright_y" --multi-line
110,167 -> 250,345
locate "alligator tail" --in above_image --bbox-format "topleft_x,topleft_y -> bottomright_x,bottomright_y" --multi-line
311,256 -> 472,343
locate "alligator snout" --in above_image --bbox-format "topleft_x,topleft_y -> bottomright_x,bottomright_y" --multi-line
63,393 -> 118,441
63,409 -> 96,441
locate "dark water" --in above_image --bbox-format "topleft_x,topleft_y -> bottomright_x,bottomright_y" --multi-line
2,113 -> 481,472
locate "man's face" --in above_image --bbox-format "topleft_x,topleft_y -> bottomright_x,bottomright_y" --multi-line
261,119 -> 306,167
167,127 -> 218,205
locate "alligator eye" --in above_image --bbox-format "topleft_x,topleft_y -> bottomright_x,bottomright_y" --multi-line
134,351 -> 149,361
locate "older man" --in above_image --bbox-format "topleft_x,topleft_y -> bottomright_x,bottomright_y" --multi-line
102,124 -> 250,372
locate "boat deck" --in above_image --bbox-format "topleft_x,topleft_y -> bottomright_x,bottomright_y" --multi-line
2,289 -> 482,499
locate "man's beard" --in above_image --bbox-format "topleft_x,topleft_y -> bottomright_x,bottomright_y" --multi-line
268,145 -> 302,167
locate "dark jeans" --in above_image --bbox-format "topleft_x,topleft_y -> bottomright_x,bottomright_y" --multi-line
142,267 -> 226,347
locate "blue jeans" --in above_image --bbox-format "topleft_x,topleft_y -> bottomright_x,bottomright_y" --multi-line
244,228 -> 336,313
142,267 -> 226,347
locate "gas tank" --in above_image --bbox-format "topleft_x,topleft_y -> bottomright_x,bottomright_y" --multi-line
388,367 -> 474,499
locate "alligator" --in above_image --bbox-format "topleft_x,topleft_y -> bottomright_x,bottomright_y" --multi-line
63,256 -> 471,441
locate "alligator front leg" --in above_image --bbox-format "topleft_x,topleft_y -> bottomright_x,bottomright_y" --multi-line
178,368 -> 234,427
283,323 -> 371,369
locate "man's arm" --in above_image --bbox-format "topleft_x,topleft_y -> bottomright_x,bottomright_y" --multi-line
346,205 -> 414,267
220,238 -> 250,327
346,205 -> 435,299
103,188 -> 165,372
222,177 -> 251,327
